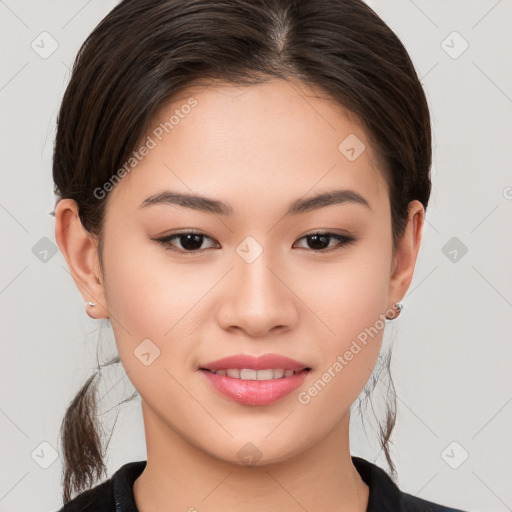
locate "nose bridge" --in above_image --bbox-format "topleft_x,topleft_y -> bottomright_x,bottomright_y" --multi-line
218,239 -> 297,334
242,251 -> 279,298
237,244 -> 284,309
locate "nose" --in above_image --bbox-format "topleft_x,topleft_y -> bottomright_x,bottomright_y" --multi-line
216,251 -> 299,337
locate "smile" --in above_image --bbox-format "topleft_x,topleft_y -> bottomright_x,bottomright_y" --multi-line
200,367 -> 311,406
207,368 -> 299,380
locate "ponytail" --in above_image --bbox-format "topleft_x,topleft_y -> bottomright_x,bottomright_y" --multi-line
60,370 -> 107,503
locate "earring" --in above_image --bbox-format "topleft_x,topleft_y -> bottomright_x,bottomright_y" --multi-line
85,301 -> 97,308
386,301 -> 403,320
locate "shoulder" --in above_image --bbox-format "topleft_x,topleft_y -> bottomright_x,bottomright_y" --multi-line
54,461 -> 146,512
54,479 -> 113,512
399,491 -> 468,512
351,456 -> 469,512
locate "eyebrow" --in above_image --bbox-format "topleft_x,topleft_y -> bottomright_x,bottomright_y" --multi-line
139,188 -> 371,215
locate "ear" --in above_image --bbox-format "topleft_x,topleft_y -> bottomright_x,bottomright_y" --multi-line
54,199 -> 109,319
388,200 -> 425,306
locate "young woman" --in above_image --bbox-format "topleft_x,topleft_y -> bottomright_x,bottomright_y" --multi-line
52,0 -> 468,510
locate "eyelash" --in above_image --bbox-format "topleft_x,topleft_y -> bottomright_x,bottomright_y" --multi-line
153,230 -> 357,256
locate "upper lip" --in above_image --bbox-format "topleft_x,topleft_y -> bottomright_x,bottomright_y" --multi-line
200,353 -> 311,372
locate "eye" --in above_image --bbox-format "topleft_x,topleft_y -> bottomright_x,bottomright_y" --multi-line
153,231 -> 218,254
293,230 -> 357,253
153,230 -> 357,255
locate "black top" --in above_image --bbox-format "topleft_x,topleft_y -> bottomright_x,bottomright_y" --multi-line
56,456 -> 468,511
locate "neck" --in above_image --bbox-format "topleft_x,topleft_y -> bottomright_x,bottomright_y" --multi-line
133,401 -> 369,512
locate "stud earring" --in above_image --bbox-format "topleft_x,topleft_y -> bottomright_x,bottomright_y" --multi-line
386,302 -> 403,320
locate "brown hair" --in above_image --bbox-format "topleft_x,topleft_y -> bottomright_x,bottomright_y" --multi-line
52,0 -> 431,503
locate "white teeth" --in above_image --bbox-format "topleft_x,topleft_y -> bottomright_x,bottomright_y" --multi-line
213,368 -> 298,380
254,369 -> 273,380
240,369 -> 257,380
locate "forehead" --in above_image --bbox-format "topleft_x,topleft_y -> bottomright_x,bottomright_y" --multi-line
106,78 -> 389,217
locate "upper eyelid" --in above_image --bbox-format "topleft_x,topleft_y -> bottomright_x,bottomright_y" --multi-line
155,229 -> 353,241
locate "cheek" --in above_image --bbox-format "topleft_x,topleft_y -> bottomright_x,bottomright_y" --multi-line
307,235 -> 391,338
297,293 -> 387,425
100,234 -> 172,365
100,240 -> 193,407
304,239 -> 392,402
101,235 -> 216,377
102,233 -> 195,335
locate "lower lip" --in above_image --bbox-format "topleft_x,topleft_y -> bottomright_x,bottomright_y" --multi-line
200,369 -> 310,406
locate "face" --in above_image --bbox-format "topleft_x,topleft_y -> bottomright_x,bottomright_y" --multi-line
93,78 -> 413,465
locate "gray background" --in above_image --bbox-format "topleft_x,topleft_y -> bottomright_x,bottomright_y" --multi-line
1,0 -> 511,510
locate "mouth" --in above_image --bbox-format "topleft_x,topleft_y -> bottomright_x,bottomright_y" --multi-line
200,368 -> 311,380
198,353 -> 312,406
200,353 -> 311,373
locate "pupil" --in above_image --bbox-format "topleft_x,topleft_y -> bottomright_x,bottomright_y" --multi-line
181,234 -> 203,251
308,234 -> 329,250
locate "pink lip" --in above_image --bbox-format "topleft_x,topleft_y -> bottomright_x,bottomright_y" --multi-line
199,353 -> 311,406
200,369 -> 310,406
200,353 -> 310,372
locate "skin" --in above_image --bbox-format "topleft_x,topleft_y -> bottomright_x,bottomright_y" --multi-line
55,78 -> 424,512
